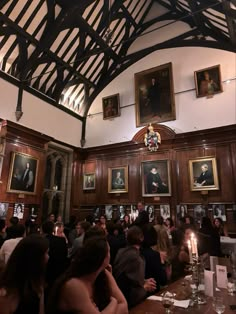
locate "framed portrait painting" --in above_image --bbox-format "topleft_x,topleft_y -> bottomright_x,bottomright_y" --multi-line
83,173 -> 95,190
102,93 -> 120,120
194,64 -> 223,98
108,166 -> 128,193
135,62 -> 175,127
141,160 -> 171,197
7,152 -> 39,195
189,157 -> 219,191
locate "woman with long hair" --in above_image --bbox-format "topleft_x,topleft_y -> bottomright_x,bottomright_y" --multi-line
0,234 -> 49,314
47,236 -> 128,314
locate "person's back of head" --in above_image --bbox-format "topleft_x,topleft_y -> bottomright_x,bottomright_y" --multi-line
9,216 -> 19,226
0,234 -> 49,294
142,225 -> 157,248
201,216 -> 212,230
0,219 -> 5,233
79,221 -> 91,234
70,236 -> 108,277
127,226 -> 143,246
10,224 -> 25,238
84,225 -> 106,243
42,221 -> 54,235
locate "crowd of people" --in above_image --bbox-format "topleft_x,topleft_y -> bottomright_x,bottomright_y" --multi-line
0,202 -> 228,313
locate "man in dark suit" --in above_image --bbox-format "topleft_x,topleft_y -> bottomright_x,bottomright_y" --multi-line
133,202 -> 149,228
42,221 -> 68,291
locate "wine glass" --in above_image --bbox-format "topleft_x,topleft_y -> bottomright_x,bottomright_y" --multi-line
212,297 -> 225,314
161,291 -> 175,314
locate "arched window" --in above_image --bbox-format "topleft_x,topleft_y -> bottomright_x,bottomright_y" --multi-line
42,143 -> 73,222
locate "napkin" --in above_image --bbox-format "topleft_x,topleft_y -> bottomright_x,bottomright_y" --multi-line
174,299 -> 190,308
147,296 -> 190,308
147,296 -> 162,301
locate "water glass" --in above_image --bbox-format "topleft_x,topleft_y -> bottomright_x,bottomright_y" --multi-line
161,291 -> 175,314
227,279 -> 235,295
212,297 -> 225,314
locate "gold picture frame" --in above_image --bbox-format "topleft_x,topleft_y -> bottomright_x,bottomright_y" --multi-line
108,166 -> 128,193
7,152 -> 39,195
102,93 -> 120,120
141,160 -> 171,197
194,64 -> 223,98
135,62 -> 175,127
83,173 -> 95,190
189,157 -> 219,191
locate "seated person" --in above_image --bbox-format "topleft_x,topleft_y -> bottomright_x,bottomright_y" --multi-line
141,225 -> 167,290
47,236 -> 128,314
113,226 -> 156,308
170,225 -> 194,281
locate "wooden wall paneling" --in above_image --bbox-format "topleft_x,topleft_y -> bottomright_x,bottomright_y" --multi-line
0,120 -> 52,223
229,143 -> 236,203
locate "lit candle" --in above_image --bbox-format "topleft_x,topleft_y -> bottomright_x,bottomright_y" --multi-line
191,233 -> 196,254
193,238 -> 198,258
188,240 -> 193,263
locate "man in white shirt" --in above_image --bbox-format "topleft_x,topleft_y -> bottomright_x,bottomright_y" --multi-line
0,224 -> 25,264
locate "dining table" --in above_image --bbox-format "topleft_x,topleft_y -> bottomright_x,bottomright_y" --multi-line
129,277 -> 236,313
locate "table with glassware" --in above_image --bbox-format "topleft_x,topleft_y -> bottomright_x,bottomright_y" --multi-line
129,277 -> 236,314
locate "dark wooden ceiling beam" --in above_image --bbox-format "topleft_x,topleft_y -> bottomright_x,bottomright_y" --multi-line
221,0 -> 236,46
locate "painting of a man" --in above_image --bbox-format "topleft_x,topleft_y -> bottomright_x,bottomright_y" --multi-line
135,62 -> 175,127
8,152 -> 38,194
142,160 -> 171,196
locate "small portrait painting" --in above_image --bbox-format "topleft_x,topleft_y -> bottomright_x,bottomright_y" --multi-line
189,157 -> 219,191
29,204 -> 39,221
160,204 -> 170,221
141,160 -> 171,197
176,204 -> 188,220
7,152 -> 39,195
145,205 -> 155,223
118,205 -> 126,220
135,62 -> 175,127
193,204 -> 206,224
102,93 -> 120,120
108,166 -> 128,193
213,204 -> 226,222
14,203 -> 25,220
0,203 -> 9,219
83,173 -> 95,190
93,206 -> 101,220
105,205 -> 113,220
194,65 -> 223,98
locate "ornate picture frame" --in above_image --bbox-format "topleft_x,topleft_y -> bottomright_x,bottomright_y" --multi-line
141,160 -> 171,197
189,157 -> 219,191
194,64 -> 223,98
102,93 -> 121,120
108,166 -> 128,193
135,62 -> 175,127
83,173 -> 95,190
7,152 -> 39,195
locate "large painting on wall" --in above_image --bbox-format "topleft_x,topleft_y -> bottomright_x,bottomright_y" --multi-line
141,160 -> 171,197
7,152 -> 39,195
188,157 -> 219,191
135,62 -> 175,127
